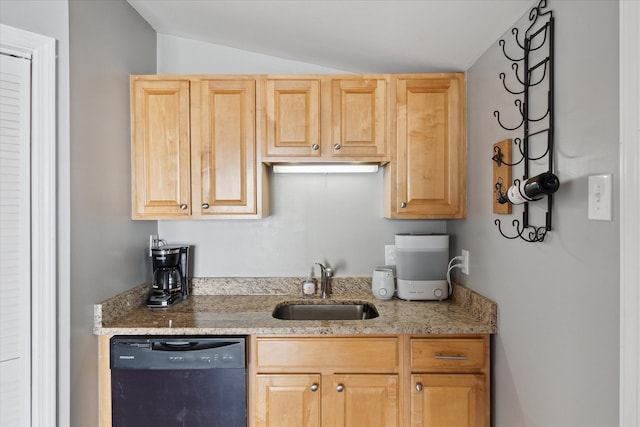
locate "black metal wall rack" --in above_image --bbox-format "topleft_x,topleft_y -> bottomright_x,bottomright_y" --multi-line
492,0 -> 555,242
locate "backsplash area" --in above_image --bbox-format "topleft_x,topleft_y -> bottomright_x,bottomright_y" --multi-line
190,276 -> 371,295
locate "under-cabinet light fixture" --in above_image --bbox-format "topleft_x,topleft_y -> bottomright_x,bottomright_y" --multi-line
272,164 -> 379,174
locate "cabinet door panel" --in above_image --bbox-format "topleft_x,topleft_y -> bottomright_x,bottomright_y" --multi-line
391,75 -> 466,219
131,79 -> 191,218
194,79 -> 256,215
330,79 -> 387,158
332,374 -> 398,427
255,374 -> 321,427
264,79 -> 321,157
411,374 -> 485,427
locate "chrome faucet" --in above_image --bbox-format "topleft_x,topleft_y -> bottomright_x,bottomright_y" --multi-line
315,263 -> 334,299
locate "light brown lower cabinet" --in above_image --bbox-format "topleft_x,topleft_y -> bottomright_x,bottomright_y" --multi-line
254,373 -> 398,427
332,374 -> 399,427
251,336 -> 401,427
407,337 -> 489,427
250,335 -> 489,427
410,374 -> 486,427
255,374 -> 321,427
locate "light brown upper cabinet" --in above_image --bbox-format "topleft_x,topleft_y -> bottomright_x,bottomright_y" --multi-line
131,78 -> 192,218
131,75 -> 267,220
131,73 -> 466,220
191,79 -> 260,217
330,78 -> 388,158
385,73 -> 467,219
260,75 -> 389,163
261,77 -> 322,158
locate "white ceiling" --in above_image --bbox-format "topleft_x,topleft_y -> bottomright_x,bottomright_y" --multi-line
127,0 -> 536,73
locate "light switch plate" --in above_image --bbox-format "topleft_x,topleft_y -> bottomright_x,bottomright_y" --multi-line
588,174 -> 612,221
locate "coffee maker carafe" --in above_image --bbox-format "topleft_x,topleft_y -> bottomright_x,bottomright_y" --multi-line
147,245 -> 190,308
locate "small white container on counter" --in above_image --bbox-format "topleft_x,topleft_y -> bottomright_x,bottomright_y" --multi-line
372,268 -> 395,300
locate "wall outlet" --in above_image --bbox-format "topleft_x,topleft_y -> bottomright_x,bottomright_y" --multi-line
385,245 -> 397,265
149,234 -> 159,257
588,174 -> 613,221
461,249 -> 469,275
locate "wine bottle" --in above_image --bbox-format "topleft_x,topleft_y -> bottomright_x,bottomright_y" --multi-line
500,172 -> 560,205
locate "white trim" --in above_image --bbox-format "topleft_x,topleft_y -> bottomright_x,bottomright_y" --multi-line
0,24 -> 57,427
619,1 -> 640,425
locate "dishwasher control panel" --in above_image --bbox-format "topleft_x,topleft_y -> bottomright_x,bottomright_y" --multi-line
110,336 -> 246,370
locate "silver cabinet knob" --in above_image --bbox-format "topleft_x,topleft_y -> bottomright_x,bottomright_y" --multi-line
311,143 -> 320,151
400,202 -> 407,208
202,203 -> 210,209
333,143 -> 341,150
310,383 -> 319,392
336,384 -> 344,392
415,383 -> 423,392
179,204 -> 188,210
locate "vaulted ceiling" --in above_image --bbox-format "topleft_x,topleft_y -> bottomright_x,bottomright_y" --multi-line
127,0 -> 536,73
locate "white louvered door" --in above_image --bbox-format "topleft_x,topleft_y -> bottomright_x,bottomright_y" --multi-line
0,52 -> 32,427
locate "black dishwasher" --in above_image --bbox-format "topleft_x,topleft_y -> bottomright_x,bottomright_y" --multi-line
110,336 -> 247,427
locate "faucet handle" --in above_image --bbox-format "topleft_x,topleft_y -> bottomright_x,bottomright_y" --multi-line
325,268 -> 334,278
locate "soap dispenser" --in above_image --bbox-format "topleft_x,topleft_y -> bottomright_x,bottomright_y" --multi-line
301,270 -> 316,298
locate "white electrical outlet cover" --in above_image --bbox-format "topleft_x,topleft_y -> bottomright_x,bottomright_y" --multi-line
384,245 -> 396,265
461,249 -> 469,275
588,174 -> 613,221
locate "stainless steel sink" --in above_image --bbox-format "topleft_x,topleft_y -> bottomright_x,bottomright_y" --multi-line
272,301 -> 379,320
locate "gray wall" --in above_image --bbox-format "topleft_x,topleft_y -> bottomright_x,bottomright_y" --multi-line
0,1 -> 72,424
2,2 -> 156,425
68,1 -> 157,425
156,34 -> 446,277
448,2 -> 620,426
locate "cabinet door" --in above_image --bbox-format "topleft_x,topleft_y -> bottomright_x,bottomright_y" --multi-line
410,374 -> 486,427
192,79 -> 257,216
331,374 -> 399,427
263,78 -> 321,158
330,78 -> 388,159
254,374 -> 321,427
389,74 -> 466,219
131,79 -> 191,218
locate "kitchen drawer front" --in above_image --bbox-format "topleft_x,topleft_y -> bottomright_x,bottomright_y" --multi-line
255,337 -> 399,372
411,338 -> 486,371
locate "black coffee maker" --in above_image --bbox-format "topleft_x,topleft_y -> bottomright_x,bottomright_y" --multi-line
147,245 -> 190,308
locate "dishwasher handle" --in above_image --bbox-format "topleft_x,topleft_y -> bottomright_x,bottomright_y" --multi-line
152,340 -> 240,352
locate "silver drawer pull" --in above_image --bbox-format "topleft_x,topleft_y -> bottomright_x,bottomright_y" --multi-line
336,384 -> 344,392
179,204 -> 188,210
435,354 -> 469,361
310,383 -> 319,392
415,382 -> 423,392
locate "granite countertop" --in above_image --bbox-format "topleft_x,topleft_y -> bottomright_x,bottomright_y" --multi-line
94,277 -> 497,336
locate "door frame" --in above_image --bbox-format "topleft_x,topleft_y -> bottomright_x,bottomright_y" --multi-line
0,24 -> 57,426
619,1 -> 640,426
